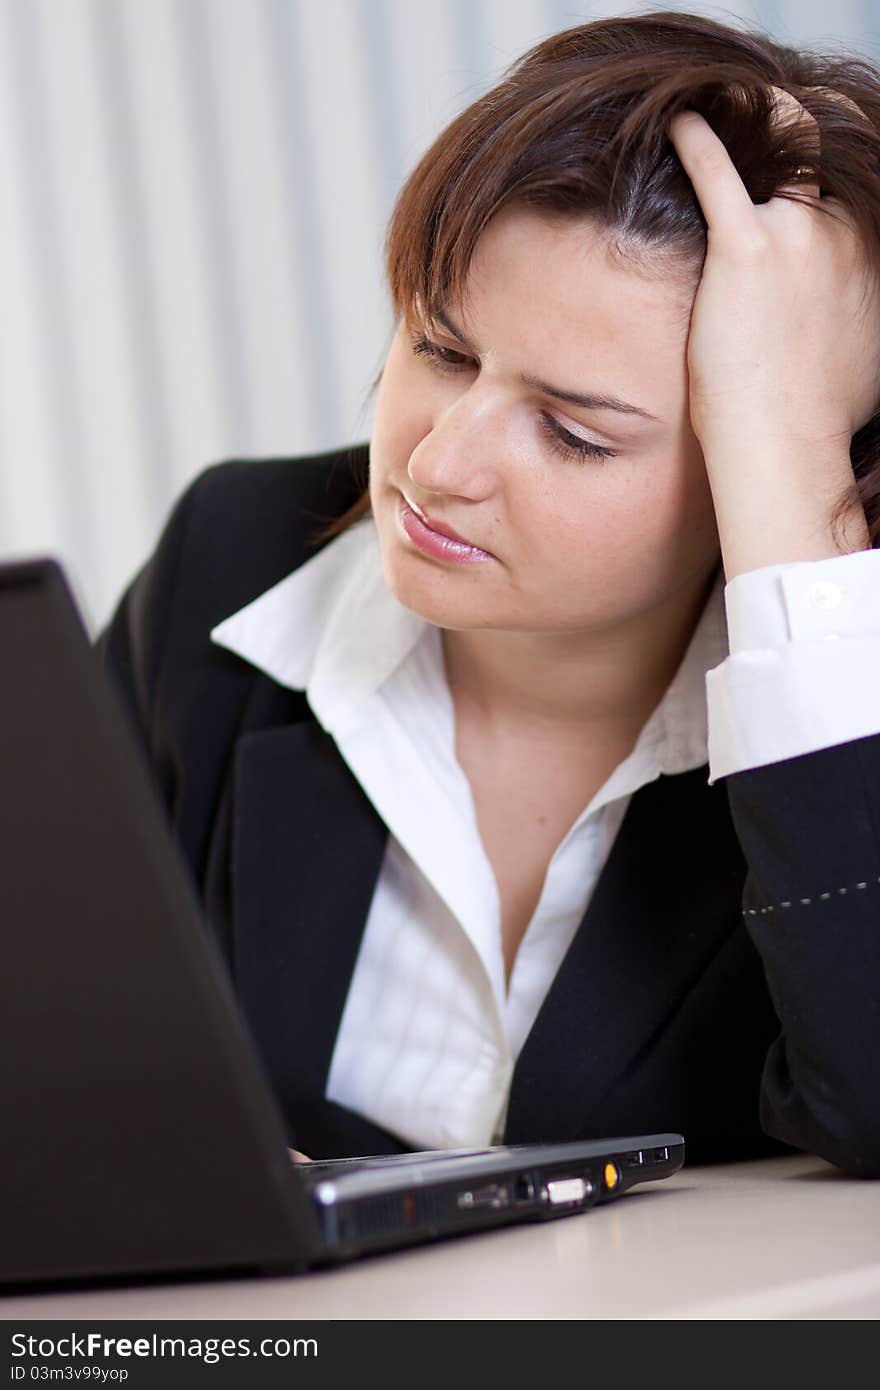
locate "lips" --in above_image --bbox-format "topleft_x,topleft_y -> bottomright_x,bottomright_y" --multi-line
402,493 -> 482,549
398,493 -> 494,565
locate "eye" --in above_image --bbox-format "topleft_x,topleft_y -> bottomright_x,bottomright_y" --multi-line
408,331 -> 472,373
537,413 -> 617,465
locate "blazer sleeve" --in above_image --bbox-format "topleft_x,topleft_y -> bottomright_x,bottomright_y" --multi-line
721,727 -> 880,1178
703,550 -> 880,1176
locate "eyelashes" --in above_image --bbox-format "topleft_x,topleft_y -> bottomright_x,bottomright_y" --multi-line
407,332 -> 617,465
535,413 -> 617,465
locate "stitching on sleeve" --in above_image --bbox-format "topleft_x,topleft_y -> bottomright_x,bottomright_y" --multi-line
743,876 -> 880,915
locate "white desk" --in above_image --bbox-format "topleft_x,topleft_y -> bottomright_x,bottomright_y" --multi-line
4,1156 -> 880,1320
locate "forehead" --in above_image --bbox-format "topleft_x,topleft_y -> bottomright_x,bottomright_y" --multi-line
453,204 -> 694,384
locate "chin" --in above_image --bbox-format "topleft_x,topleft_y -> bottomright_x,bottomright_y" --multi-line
377,544 -> 498,631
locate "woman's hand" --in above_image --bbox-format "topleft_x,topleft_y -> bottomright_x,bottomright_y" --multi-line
667,88 -> 880,446
288,1148 -> 313,1163
666,88 -> 880,577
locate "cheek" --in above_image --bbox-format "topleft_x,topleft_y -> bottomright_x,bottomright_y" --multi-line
514,479 -> 634,583
529,454 -> 716,576
623,458 -> 720,588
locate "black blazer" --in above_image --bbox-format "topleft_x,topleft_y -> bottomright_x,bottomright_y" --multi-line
97,442 -> 880,1174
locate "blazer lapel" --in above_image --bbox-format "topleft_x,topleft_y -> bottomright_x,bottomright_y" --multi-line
230,717 -> 389,1145
504,765 -> 747,1143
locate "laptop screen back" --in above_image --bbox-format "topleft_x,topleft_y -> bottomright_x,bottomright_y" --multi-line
0,560 -> 319,1286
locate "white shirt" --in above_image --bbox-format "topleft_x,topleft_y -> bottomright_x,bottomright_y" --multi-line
211,515 -> 880,1151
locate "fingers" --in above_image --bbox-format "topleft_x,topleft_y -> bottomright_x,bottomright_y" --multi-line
667,88 -> 826,231
666,109 -> 756,233
288,1147 -> 313,1163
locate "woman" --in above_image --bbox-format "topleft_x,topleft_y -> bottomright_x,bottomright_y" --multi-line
99,10 -> 880,1174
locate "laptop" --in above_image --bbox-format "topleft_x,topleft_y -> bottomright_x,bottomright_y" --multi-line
0,556 -> 684,1288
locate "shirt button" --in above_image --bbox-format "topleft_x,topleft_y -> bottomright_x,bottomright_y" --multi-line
810,581 -> 843,610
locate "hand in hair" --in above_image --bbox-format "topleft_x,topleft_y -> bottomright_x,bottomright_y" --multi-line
667,87 -> 879,577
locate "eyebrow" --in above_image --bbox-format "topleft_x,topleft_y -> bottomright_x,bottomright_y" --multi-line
434,309 -> 660,423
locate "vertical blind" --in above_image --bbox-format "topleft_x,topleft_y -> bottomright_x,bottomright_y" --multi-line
0,0 -> 874,630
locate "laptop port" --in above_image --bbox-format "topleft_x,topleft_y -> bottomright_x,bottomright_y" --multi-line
542,1176 -> 592,1206
456,1182 -> 510,1210
513,1174 -> 535,1204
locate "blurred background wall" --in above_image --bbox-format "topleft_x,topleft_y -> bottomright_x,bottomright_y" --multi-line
1,0 -> 878,632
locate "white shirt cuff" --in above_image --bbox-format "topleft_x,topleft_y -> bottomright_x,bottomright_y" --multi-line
724,548 -> 880,651
706,549 -> 880,783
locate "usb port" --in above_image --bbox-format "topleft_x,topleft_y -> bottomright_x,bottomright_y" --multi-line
544,1177 -> 591,1206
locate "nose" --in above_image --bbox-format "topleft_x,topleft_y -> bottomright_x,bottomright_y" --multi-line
406,390 -> 501,502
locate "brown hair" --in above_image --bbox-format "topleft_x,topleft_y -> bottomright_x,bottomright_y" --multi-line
312,6 -> 880,550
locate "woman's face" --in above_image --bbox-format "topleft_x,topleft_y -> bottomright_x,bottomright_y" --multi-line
369,204 -> 721,636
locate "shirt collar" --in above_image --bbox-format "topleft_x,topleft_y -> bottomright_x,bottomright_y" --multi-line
210,518 -> 425,739
210,516 -> 728,769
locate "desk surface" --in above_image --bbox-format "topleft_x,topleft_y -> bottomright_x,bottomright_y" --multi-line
5,1155 -> 880,1320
